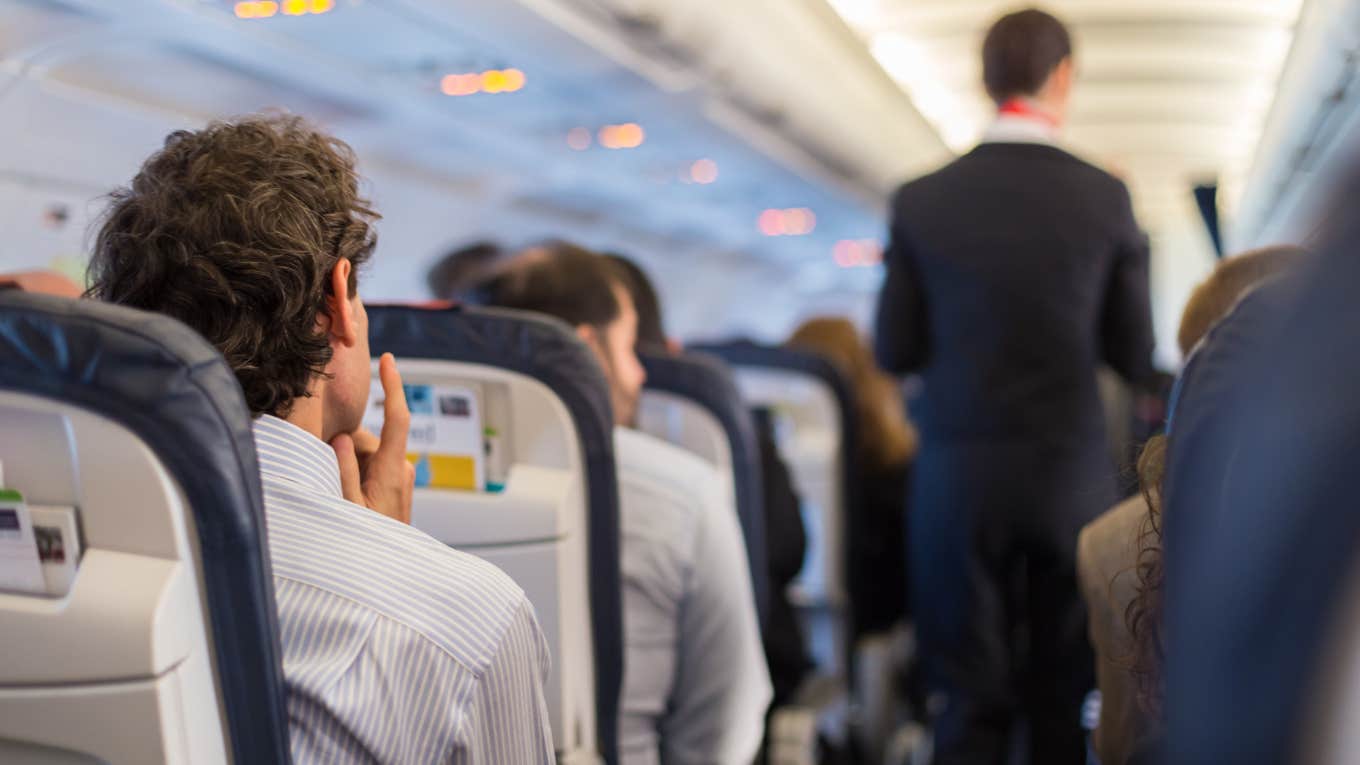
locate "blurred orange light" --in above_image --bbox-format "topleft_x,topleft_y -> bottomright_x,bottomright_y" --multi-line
502,69 -> 526,92
619,123 -> 644,148
310,0 -> 333,12
781,208 -> 815,235
282,0 -> 308,15
481,70 -> 508,94
759,209 -> 784,237
690,159 -> 718,185
567,127 -> 592,151
440,74 -> 481,96
235,1 -> 281,18
834,240 -> 859,268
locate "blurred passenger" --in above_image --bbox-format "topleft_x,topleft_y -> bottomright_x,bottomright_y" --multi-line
87,115 -> 555,764
484,242 -> 772,765
788,317 -> 919,640
1078,246 -> 1304,765
873,8 -> 1157,762
0,270 -> 83,297
609,252 -> 813,709
426,240 -> 503,302
603,253 -> 673,354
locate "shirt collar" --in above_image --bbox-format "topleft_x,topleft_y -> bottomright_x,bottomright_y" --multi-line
253,414 -> 344,498
981,112 -> 1060,147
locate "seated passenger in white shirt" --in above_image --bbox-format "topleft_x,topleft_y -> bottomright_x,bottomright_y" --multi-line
87,115 -> 556,764
484,242 -> 772,764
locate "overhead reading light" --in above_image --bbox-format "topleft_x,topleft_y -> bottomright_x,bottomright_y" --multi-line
235,0 -> 330,18
833,239 -> 883,268
759,208 -> 817,237
439,69 -> 526,97
599,123 -> 645,149
689,159 -> 719,184
566,127 -> 593,151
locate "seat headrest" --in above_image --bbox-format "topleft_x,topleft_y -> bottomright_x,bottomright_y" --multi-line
640,350 -> 770,630
0,291 -> 290,764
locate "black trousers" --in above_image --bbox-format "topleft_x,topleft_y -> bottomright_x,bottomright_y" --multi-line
909,438 -> 1114,765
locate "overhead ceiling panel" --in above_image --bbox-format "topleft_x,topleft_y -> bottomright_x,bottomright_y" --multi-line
830,0 -> 1304,231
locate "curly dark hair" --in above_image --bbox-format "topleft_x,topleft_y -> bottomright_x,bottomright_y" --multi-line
1126,433 -> 1167,717
87,114 -> 379,418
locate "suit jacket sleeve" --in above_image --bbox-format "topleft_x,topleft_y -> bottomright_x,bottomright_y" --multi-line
1101,183 -> 1158,385
875,194 -> 929,375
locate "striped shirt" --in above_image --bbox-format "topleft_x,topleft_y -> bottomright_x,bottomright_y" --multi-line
253,415 -> 556,764
614,427 -> 772,765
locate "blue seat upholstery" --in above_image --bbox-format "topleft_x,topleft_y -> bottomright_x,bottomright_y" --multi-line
0,291 -> 291,764
367,303 -> 623,765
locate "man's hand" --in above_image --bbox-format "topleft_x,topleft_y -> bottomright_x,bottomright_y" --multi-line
331,353 -> 415,524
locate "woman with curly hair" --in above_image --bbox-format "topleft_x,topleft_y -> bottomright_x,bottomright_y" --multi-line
1077,245 -> 1305,765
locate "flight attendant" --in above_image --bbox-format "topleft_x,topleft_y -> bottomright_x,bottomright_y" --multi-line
873,9 -> 1156,764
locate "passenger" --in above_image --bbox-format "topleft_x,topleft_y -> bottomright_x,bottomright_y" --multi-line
484,242 -> 772,765
0,270 -> 83,297
602,253 -> 675,354
607,252 -> 813,708
426,240 -> 504,302
86,115 -> 555,764
872,8 -> 1157,762
788,317 -> 918,643
1077,246 -> 1304,765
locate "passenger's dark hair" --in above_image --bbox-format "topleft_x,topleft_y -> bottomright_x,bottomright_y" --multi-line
427,240 -> 502,301
482,241 -> 623,329
1176,245 -> 1307,356
1127,433 -> 1168,718
982,8 -> 1073,105
603,253 -> 666,351
87,114 -> 379,419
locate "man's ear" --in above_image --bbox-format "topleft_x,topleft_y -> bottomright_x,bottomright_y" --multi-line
326,258 -> 358,348
575,323 -> 609,367
575,323 -> 597,349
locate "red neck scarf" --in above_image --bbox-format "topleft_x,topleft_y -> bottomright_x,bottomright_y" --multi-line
998,98 -> 1059,129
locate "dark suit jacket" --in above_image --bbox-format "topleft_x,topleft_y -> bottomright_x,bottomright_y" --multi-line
875,142 -> 1156,446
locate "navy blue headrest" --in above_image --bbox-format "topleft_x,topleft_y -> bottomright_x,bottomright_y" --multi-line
1163,261 -> 1352,765
0,291 -> 290,764
690,340 -> 861,519
640,350 -> 770,631
366,303 -> 623,765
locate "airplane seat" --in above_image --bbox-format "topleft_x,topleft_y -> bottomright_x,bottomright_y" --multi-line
692,341 -> 860,668
0,291 -> 290,764
366,304 -> 622,765
691,340 -> 865,754
634,350 -> 770,631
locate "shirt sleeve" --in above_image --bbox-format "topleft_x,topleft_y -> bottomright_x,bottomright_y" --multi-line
875,196 -> 930,375
457,597 -> 557,765
1100,183 -> 1158,385
660,483 -> 774,764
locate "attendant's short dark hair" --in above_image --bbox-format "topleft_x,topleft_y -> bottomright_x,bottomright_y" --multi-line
483,241 -> 623,329
88,114 -> 378,418
603,253 -> 666,350
982,8 -> 1073,105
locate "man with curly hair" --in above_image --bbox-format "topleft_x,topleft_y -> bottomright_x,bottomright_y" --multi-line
88,114 -> 555,764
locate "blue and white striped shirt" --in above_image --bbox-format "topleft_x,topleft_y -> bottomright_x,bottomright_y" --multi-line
253,415 -> 556,764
